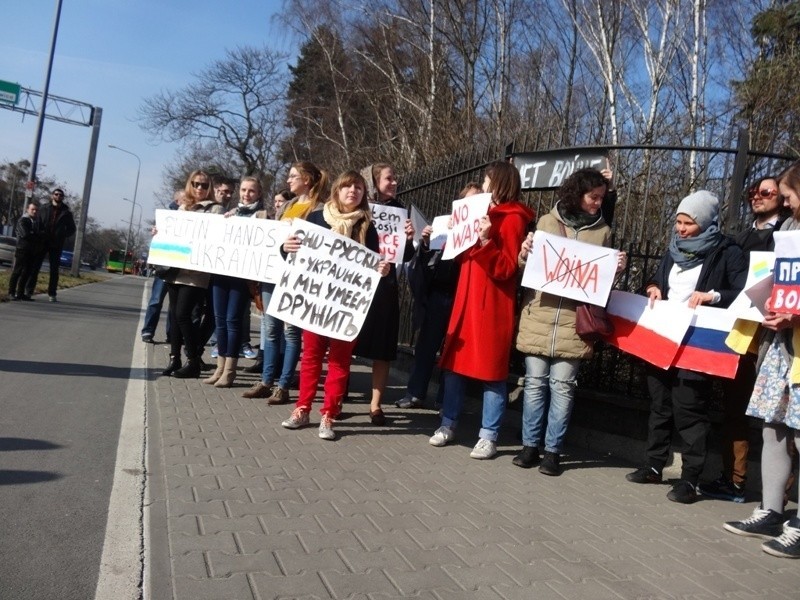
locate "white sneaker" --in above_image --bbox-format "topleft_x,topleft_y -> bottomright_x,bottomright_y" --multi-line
395,394 -> 422,408
470,438 -> 497,460
318,414 -> 335,440
429,426 -> 454,447
281,408 -> 309,429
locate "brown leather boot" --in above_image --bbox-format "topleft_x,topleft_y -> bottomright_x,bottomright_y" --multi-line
214,357 -> 238,388
203,356 -> 225,385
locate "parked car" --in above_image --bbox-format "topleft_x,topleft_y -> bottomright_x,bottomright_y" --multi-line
0,235 -> 17,265
58,250 -> 92,270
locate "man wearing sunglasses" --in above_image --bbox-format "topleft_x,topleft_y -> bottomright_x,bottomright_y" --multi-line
26,188 -> 77,302
699,176 -> 786,504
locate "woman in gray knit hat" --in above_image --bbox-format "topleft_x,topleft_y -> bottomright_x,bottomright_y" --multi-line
625,190 -> 747,504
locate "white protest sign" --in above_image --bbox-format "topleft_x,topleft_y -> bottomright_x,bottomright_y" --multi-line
370,202 -> 407,264
265,220 -> 383,341
148,209 -> 291,283
441,193 -> 492,260
410,204 -> 429,248
520,230 -> 618,306
728,251 -> 775,321
429,215 -> 450,250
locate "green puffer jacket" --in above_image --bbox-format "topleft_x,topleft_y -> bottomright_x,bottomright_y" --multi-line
515,206 -> 612,360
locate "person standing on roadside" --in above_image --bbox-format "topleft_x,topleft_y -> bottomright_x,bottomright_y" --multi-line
29,188 -> 76,302
9,202 -> 43,301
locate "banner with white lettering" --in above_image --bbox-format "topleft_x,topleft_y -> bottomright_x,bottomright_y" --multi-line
265,220 -> 382,341
520,230 -> 619,306
441,193 -> 493,260
770,231 -> 800,314
370,203 -> 407,264
148,209 -> 291,283
514,149 -> 609,190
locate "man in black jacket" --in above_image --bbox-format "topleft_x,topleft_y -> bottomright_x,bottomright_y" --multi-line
9,202 -> 43,300
27,188 -> 77,302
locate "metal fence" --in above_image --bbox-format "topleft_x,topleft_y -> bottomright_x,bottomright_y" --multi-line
395,132 -> 798,402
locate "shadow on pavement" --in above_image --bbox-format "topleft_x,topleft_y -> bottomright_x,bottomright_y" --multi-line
0,437 -> 62,451
0,358 -> 148,380
0,470 -> 61,485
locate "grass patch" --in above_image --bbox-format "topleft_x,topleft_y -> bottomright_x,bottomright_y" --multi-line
0,269 -> 111,302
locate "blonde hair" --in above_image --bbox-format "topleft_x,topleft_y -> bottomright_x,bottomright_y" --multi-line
183,170 -> 213,206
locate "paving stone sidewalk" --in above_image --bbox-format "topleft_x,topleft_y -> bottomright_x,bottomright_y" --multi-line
144,347 -> 799,600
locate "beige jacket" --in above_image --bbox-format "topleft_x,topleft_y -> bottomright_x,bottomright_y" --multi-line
515,206 -> 612,360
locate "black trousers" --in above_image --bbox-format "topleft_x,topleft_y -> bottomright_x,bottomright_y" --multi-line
645,367 -> 712,486
167,283 -> 205,359
25,244 -> 63,297
9,250 -> 37,297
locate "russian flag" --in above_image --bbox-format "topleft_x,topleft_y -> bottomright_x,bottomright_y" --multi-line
672,306 -> 740,378
605,291 -> 693,370
604,291 -> 740,378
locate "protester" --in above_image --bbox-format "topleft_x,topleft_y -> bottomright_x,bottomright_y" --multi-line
161,170 -> 224,378
723,162 -> 800,558
28,188 -> 76,302
354,163 -> 415,425
280,170 -> 390,440
9,202 -> 42,301
203,176 -> 263,388
213,175 -> 235,211
428,160 -> 535,459
242,162 -> 328,403
396,182 -> 481,410
625,190 -> 747,503
700,176 -> 786,502
514,168 -> 627,475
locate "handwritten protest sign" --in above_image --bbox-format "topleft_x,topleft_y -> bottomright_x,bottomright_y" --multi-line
441,193 -> 492,260
265,220 -> 382,341
729,251 -> 775,321
770,231 -> 800,314
514,148 -> 609,190
410,204 -> 428,248
429,215 -> 450,250
148,209 -> 290,283
370,203 -> 407,264
520,230 -> 618,306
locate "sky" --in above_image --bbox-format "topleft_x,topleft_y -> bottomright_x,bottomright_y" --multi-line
0,0 -> 296,230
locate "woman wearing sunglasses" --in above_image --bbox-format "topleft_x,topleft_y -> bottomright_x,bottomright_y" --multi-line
162,170 -> 225,378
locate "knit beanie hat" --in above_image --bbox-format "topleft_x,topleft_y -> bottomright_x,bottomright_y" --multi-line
675,190 -> 719,231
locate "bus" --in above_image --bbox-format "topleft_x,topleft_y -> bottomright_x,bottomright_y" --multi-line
107,249 -> 133,274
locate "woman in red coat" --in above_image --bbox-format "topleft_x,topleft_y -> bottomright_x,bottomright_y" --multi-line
429,161 -> 535,459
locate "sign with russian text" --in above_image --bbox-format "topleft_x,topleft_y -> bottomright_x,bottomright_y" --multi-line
770,231 -> 800,314
370,203 -> 407,264
441,193 -> 492,260
265,220 -> 382,341
514,148 -> 609,190
148,209 -> 290,283
520,230 -> 618,306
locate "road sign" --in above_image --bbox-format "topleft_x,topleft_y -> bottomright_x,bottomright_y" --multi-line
0,80 -> 21,105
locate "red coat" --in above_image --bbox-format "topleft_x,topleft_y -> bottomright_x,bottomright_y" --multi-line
439,200 -> 535,381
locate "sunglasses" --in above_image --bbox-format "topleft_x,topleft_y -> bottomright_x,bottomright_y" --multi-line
53,192 -> 64,197
750,188 -> 778,199
191,181 -> 210,190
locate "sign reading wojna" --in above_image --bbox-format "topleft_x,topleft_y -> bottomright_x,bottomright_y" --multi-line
513,148 -> 609,190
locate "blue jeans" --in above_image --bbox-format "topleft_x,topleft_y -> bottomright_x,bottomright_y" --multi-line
261,284 -> 301,388
406,290 -> 453,400
141,276 -> 170,339
522,355 -> 580,453
440,371 -> 507,442
211,276 -> 249,357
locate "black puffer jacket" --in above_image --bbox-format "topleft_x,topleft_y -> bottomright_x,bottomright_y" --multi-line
39,201 -> 76,248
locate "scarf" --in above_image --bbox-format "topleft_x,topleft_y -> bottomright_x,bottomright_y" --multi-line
668,222 -> 722,269
556,201 -> 603,231
236,201 -> 261,217
323,201 -> 368,243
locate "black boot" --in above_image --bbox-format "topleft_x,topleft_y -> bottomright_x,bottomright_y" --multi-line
162,355 -> 182,376
172,357 -> 201,379
244,350 -> 263,374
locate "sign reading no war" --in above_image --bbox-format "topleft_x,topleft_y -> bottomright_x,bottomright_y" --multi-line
265,220 -> 383,341
148,209 -> 291,283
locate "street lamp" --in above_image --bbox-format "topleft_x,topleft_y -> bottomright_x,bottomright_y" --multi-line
121,197 -> 142,266
108,145 -> 140,275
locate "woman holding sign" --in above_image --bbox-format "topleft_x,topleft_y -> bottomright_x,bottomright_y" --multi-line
354,163 -> 415,425
279,170 -> 390,440
162,170 -> 225,379
723,161 -> 800,558
626,190 -> 746,503
203,176 -> 264,388
514,168 -> 626,476
428,160 -> 535,459
242,162 -> 328,404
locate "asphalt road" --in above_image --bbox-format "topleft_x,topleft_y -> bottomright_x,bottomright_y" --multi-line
0,276 -> 146,599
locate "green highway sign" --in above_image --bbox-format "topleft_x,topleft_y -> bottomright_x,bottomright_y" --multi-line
0,80 -> 21,105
